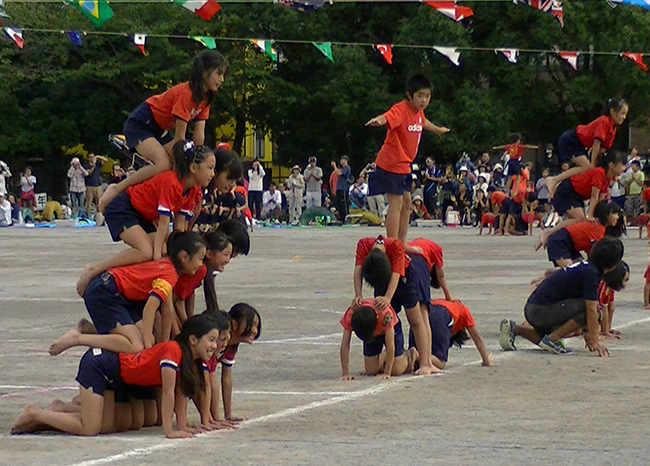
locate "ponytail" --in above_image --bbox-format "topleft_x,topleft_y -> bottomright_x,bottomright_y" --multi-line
602,96 -> 627,116
597,150 -> 625,171
189,50 -> 229,104
172,140 -> 214,181
167,231 -> 206,272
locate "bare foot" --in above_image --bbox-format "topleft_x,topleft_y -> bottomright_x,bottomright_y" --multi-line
76,318 -> 97,335
414,364 -> 443,376
11,404 -> 42,434
407,348 -> 418,373
546,176 -> 558,199
49,329 -> 81,356
76,264 -> 97,297
98,184 -> 119,213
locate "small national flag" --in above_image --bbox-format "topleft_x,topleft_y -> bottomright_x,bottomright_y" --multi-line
558,51 -> 578,70
495,48 -> 518,64
133,34 -> 146,55
0,0 -> 10,19
3,27 -> 23,49
313,42 -> 333,62
514,0 -> 563,26
251,39 -> 277,61
192,36 -> 217,49
67,31 -> 83,46
181,0 -> 221,20
622,52 -> 648,71
608,0 -> 650,9
69,1 -> 114,27
424,1 -> 474,21
374,44 -> 393,65
434,46 -> 461,66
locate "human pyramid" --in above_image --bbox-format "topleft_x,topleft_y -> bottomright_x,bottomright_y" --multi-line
10,51 -> 629,438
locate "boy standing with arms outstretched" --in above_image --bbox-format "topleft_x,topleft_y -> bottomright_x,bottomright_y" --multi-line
366,75 -> 449,243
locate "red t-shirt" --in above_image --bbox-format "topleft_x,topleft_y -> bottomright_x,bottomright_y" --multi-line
119,341 -> 183,386
146,82 -> 210,130
491,191 -> 507,205
431,299 -> 476,334
565,221 -> 606,253
505,143 -> 526,161
179,187 -> 204,220
642,187 -> 650,201
569,167 -> 609,199
407,238 -> 443,271
597,280 -> 615,306
109,257 -> 178,302
204,344 -> 240,373
511,171 -> 529,204
375,100 -> 425,175
339,299 -> 398,336
127,171 -> 202,221
173,263 -> 207,300
576,115 -> 617,149
355,235 -> 408,276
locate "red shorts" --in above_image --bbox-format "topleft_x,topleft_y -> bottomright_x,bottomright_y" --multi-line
645,263 -> 650,283
21,190 -> 34,201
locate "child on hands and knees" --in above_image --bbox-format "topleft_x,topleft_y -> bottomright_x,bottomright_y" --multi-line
99,51 -> 228,212
353,236 -> 442,375
598,262 -> 629,339
499,237 -> 624,358
546,97 -> 628,197
76,141 -> 217,296
50,232 -> 207,356
366,74 -> 449,244
12,314 -> 229,438
339,299 -> 413,380
194,304 -> 261,428
409,299 -> 491,370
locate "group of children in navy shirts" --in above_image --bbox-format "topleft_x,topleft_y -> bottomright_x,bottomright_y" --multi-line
9,59 -> 636,438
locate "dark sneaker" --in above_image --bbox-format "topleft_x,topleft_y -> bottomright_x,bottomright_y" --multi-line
499,319 -> 517,351
539,335 -> 568,354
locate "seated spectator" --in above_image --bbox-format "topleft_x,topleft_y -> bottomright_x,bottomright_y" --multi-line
8,193 -> 20,223
489,163 -> 506,192
473,172 -> 489,199
476,151 -> 492,173
410,194 -> 431,223
438,165 -> 457,218
262,182 -> 282,223
0,192 -> 12,227
349,176 -> 368,209
472,189 -> 489,227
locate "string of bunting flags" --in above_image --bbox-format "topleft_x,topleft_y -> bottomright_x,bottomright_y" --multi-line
1,26 -> 648,72
1,0 -> 650,29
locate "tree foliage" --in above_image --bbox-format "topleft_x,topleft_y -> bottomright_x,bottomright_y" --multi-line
2,0 -> 650,195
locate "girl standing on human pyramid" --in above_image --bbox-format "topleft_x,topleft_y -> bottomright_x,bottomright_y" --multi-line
98,50 -> 228,212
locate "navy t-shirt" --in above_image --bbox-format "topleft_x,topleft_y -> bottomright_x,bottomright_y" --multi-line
527,261 -> 600,306
85,164 -> 102,187
337,165 -> 352,192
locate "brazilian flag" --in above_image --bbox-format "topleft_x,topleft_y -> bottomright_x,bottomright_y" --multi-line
70,1 -> 114,27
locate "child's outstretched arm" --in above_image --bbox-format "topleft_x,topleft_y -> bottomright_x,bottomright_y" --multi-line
162,367 -> 192,438
466,326 -> 490,367
589,139 -> 602,168
173,119 -> 190,146
584,299 -> 609,357
434,266 -> 453,301
378,328 -> 395,380
375,272 -> 400,310
221,365 -> 246,421
340,329 -> 355,380
587,186 -> 601,220
193,120 -> 206,146
424,119 -> 450,135
365,115 -> 387,127
137,296 -> 162,348
352,265 -> 363,309
153,215 -> 171,261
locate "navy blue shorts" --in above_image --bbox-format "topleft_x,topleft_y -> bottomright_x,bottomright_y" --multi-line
84,273 -> 146,334
508,200 -> 523,217
123,102 -> 174,151
500,198 -> 512,215
76,348 -> 123,397
551,179 -> 584,216
363,318 -> 405,358
388,255 -> 431,313
373,166 -> 411,196
506,158 -> 521,177
546,229 -> 581,266
409,304 -> 452,362
557,129 -> 588,165
611,195 -> 625,210
104,191 -> 156,242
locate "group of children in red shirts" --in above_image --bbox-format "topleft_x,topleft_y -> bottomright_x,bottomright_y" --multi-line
11,51 -> 262,439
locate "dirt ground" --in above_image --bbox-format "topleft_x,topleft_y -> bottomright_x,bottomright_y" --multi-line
1,224 -> 649,466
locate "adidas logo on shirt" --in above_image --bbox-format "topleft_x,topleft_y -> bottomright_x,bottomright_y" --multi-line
407,124 -> 423,132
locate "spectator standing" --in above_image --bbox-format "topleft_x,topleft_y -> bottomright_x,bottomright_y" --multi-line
287,165 -> 305,223
84,153 -> 108,218
543,144 -> 560,176
361,162 -> 385,222
625,159 -> 645,221
0,160 -> 11,196
261,182 -> 282,223
422,157 -> 443,217
476,152 -> 492,173
248,159 -> 265,220
455,152 -> 475,174
67,158 -> 88,218
20,167 -> 36,217
535,168 -> 550,212
332,155 -> 352,220
304,156 -> 323,209
0,192 -> 12,226
109,162 -> 126,185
